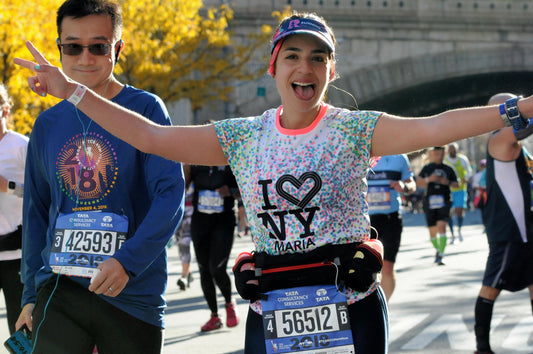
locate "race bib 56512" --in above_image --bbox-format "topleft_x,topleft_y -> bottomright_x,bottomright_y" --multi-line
262,285 -> 354,354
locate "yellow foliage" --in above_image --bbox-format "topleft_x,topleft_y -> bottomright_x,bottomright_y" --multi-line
4,0 -> 282,133
118,0 -> 273,111
272,6 -> 294,22
1,0 -> 62,135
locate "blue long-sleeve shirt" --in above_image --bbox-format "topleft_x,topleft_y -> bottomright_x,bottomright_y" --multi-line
22,85 -> 184,328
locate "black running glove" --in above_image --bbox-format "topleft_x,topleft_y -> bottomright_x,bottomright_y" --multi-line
344,239 -> 384,292
232,252 -> 259,301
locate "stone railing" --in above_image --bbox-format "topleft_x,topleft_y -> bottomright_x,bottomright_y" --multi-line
204,0 -> 533,23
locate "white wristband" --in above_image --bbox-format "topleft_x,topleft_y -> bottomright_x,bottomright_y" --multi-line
67,84 -> 87,106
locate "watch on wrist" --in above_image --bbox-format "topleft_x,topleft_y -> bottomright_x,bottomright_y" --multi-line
6,181 -> 16,195
504,96 -> 528,131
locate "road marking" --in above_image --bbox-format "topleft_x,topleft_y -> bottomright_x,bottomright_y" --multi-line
502,317 -> 533,351
389,314 -> 429,343
399,314 -> 504,350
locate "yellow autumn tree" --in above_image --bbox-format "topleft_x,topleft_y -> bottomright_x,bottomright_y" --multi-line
3,0 -> 281,134
1,0 -> 62,135
118,0 -> 273,111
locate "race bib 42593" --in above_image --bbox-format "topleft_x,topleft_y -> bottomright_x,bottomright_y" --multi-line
50,212 -> 128,278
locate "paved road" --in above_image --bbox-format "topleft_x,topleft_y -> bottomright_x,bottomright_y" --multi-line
0,209 -> 531,353
388,211 -> 532,354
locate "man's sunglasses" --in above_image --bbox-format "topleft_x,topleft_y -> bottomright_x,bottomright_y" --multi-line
58,43 -> 111,56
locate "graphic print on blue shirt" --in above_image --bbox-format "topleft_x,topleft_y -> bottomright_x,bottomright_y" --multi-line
257,172 -> 321,253
56,131 -> 118,208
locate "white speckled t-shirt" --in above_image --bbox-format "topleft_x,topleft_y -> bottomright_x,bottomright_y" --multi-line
215,103 -> 382,306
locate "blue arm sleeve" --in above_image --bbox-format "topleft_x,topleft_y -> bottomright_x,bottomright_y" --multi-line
21,121 -> 52,306
400,154 -> 414,181
111,97 -> 185,278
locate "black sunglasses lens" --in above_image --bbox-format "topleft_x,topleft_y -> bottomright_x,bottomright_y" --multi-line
61,43 -> 110,56
62,44 -> 83,55
89,44 -> 110,55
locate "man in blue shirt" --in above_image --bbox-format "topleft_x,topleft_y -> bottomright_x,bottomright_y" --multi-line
15,1 -> 184,353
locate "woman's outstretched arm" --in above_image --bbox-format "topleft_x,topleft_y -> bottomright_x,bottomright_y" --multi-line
371,101 -> 533,157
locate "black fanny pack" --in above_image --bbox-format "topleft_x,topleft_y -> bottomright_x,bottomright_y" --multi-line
0,226 -> 22,252
254,243 -> 360,293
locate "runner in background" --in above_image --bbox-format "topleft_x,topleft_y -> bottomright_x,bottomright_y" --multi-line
444,142 -> 472,243
0,84 -> 27,335
368,154 -> 416,301
175,175 -> 194,291
186,164 -> 240,332
417,147 -> 459,265
236,198 -> 250,238
472,159 -> 487,212
474,93 -> 533,354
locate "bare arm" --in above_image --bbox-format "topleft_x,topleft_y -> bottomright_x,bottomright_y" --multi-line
487,127 -> 522,162
416,176 -> 427,189
0,175 -> 7,193
449,180 -> 460,189
183,164 -> 192,188
389,176 -> 416,194
400,176 -> 417,194
14,41 -> 227,166
74,92 -> 227,165
416,171 -> 456,189
371,101 -> 533,157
